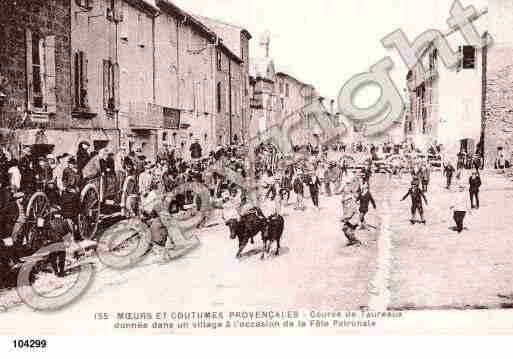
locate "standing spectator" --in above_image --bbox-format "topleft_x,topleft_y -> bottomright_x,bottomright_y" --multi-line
444,163 -> 455,189
357,183 -> 376,229
292,170 -> 305,211
54,154 -> 70,192
305,170 -> 321,211
420,162 -> 430,193
469,171 -> 482,209
401,181 -> 428,224
450,193 -> 469,233
279,170 -> 292,205
190,139 -> 202,162
263,170 -> 276,200
76,141 -> 91,174
61,158 -> 81,239
19,145 -> 35,194
472,153 -> 481,172
7,158 -> 21,192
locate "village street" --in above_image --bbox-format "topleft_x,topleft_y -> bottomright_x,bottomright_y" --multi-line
2,170 -> 513,334
0,177 -> 383,334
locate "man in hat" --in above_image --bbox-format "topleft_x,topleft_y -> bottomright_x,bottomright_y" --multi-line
19,145 -> 35,194
401,180 -> 428,224
356,182 -> 376,229
61,157 -> 81,238
444,162 -> 456,190
190,138 -> 202,162
469,171 -> 482,209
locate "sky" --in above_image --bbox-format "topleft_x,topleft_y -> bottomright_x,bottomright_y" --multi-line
173,0 -> 488,104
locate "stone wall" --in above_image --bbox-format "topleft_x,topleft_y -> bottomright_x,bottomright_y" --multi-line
0,0 -> 71,132
483,44 -> 513,166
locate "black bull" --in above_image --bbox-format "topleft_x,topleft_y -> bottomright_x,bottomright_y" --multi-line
225,213 -> 284,260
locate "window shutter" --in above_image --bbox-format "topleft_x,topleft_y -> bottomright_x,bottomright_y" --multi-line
80,51 -> 88,107
113,62 -> 120,110
103,60 -> 109,109
25,29 -> 33,111
44,35 -> 57,114
74,52 -> 80,107
457,46 -> 462,72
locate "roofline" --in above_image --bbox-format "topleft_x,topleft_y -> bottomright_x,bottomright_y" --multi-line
125,0 -> 160,15
276,71 -> 315,89
218,42 -> 243,64
195,14 -> 253,40
157,0 -> 216,42
157,1 -> 243,63
407,7 -> 488,73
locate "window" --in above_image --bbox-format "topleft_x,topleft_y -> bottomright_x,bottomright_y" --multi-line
462,45 -> 476,69
279,82 -> 284,94
25,30 -> 56,113
216,82 -> 222,113
103,59 -> 119,111
75,0 -> 93,10
280,98 -> 284,110
162,132 -> 168,141
74,51 -> 88,109
106,0 -> 122,22
137,13 -> 145,48
285,84 -> 290,97
217,50 -> 222,71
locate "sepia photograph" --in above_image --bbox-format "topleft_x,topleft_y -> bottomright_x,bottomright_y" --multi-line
0,0 -> 513,343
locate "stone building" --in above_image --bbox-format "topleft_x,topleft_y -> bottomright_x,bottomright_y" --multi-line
406,7 -> 487,161
196,16 -> 252,145
0,0 -> 72,154
70,0 -> 249,159
248,33 -> 324,148
275,72 -> 317,146
407,1 -> 513,166
71,0 -> 160,159
155,1 -> 218,158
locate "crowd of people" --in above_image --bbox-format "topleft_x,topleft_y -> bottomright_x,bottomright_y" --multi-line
0,134 -> 493,281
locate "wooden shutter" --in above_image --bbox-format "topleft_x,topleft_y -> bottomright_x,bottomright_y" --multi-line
44,35 -> 56,114
103,60 -> 109,109
457,46 -> 462,73
25,29 -> 33,111
81,51 -> 89,107
74,52 -> 80,107
113,62 -> 120,111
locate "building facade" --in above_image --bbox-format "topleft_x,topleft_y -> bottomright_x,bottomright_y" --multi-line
406,2 -> 513,166
197,16 -> 252,145
0,0 -> 72,154
70,0 -> 249,160
248,35 -> 324,149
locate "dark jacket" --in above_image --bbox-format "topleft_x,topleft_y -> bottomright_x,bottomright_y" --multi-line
305,175 -> 321,193
62,167 -> 81,190
357,191 -> 376,213
469,175 -> 482,192
293,177 -> 304,194
77,145 -> 91,173
402,187 -> 428,205
444,165 -> 455,177
190,143 -> 202,159
60,189 -> 80,220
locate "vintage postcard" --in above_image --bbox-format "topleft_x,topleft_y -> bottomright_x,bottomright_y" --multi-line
1,0 -> 513,343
